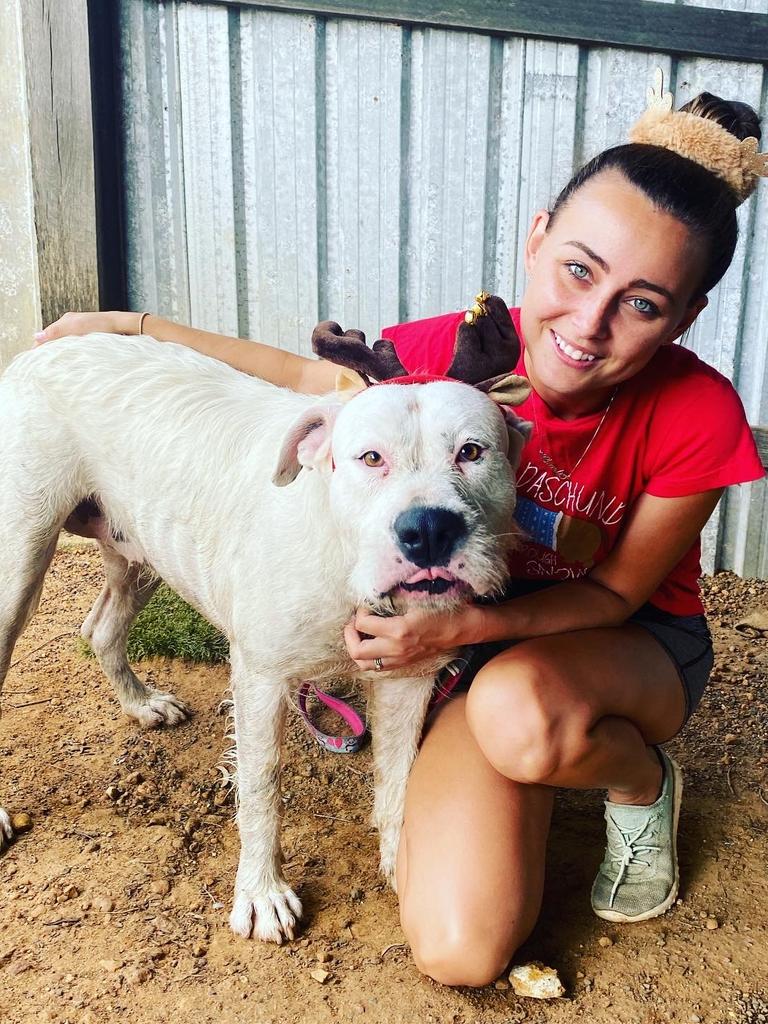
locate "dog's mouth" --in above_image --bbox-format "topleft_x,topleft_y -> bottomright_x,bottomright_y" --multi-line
390,567 -> 466,598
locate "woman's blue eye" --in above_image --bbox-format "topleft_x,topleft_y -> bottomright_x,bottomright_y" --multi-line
631,297 -> 657,315
567,262 -> 589,280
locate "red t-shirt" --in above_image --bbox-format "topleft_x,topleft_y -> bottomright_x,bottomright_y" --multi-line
381,308 -> 764,615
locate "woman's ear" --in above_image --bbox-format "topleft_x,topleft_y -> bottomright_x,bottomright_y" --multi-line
668,294 -> 708,343
524,209 -> 551,274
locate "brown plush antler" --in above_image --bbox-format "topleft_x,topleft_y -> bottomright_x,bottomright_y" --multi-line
446,292 -> 522,384
311,321 -> 407,382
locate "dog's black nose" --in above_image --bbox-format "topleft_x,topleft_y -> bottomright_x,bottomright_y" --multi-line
394,506 -> 467,568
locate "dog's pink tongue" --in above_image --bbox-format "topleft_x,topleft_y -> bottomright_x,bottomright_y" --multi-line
405,567 -> 455,584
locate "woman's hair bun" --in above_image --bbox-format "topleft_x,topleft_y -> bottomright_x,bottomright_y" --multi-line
680,91 -> 762,145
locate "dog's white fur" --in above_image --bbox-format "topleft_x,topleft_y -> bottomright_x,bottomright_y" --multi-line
0,334 -> 526,942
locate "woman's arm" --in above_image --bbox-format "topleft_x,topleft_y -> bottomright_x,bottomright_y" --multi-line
345,488 -> 724,668
35,310 -> 339,395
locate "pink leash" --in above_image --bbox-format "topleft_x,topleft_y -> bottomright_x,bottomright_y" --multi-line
297,660 -> 466,754
297,683 -> 367,754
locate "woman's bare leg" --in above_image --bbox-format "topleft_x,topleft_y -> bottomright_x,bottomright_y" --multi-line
397,622 -> 688,986
396,695 -> 554,987
464,624 -> 686,802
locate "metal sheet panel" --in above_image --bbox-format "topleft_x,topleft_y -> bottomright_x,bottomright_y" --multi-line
235,8 -> 320,352
324,18 -> 404,334
117,0 -> 768,573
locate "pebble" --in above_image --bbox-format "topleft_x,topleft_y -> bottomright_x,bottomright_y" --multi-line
317,951 -> 332,964
724,733 -> 738,745
705,917 -> 720,930
11,813 -> 32,834
149,879 -> 171,896
508,963 -> 565,1000
93,896 -> 115,913
598,936 -> 613,947
494,979 -> 510,991
310,968 -> 331,984
122,966 -> 151,984
190,942 -> 207,958
689,1015 -> 702,1023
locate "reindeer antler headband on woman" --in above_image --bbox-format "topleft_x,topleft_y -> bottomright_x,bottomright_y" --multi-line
630,68 -> 768,204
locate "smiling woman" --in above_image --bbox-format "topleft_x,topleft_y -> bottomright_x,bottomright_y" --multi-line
36,74 -> 767,987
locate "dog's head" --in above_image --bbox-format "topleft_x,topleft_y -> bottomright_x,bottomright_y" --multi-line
272,376 -> 531,613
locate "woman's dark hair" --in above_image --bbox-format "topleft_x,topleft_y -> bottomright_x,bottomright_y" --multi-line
549,93 -> 762,298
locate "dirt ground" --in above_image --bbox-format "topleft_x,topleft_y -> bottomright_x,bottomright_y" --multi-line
1,545 -> 767,1024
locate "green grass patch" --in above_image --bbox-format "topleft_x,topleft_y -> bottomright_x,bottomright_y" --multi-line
82,583 -> 229,663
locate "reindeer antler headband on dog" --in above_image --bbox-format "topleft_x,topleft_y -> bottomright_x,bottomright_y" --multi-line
311,292 -> 529,405
630,68 -> 768,204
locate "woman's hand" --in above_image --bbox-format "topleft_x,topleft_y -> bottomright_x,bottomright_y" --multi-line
35,310 -> 142,345
344,604 -> 483,673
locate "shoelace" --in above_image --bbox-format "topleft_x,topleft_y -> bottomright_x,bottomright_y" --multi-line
605,814 -> 660,908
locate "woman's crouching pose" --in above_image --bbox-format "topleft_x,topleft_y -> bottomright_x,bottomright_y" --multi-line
38,76 -> 766,985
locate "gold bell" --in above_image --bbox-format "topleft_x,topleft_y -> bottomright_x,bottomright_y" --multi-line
463,291 -> 491,325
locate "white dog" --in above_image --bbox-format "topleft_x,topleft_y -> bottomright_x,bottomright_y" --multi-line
0,333 -> 529,942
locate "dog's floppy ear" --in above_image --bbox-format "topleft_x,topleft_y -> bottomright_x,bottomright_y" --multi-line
502,410 -> 533,472
273,404 -> 341,486
474,373 -> 533,471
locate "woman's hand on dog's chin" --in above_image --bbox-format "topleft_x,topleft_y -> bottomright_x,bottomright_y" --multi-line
344,604 -> 483,671
35,310 -> 141,346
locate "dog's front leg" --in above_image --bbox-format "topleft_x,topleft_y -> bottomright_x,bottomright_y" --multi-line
227,649 -> 301,943
368,674 -> 436,890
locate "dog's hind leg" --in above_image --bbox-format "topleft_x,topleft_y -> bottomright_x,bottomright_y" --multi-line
83,543 -> 191,729
227,647 -> 302,944
0,531 -> 60,850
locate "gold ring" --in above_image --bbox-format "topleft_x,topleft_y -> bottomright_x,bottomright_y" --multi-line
374,657 -> 383,671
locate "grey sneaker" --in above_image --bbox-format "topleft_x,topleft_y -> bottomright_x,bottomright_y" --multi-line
591,748 -> 682,923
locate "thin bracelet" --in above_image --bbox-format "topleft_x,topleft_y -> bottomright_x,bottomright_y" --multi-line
138,311 -> 150,335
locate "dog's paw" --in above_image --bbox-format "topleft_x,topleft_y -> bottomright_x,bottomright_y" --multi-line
229,884 -> 303,943
375,819 -> 401,892
128,692 -> 192,729
378,845 -> 398,893
0,808 -> 16,852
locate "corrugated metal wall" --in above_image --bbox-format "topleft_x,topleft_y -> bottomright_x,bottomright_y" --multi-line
116,0 -> 768,575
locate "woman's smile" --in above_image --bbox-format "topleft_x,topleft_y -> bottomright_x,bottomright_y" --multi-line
550,329 -> 601,367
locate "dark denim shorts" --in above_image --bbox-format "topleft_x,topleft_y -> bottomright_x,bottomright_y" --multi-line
445,580 -> 714,726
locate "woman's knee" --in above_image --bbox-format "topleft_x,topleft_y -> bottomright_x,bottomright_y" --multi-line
465,652 -> 584,784
402,908 -> 526,988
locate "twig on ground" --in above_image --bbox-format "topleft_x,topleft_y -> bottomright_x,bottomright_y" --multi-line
381,943 -> 408,958
9,629 -> 79,670
758,789 -> 768,808
726,767 -> 736,797
202,884 -> 224,910
43,918 -> 81,927
312,812 -> 357,823
6,698 -> 54,710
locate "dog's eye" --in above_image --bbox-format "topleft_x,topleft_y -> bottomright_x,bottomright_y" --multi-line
361,451 -> 384,468
457,442 -> 483,463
